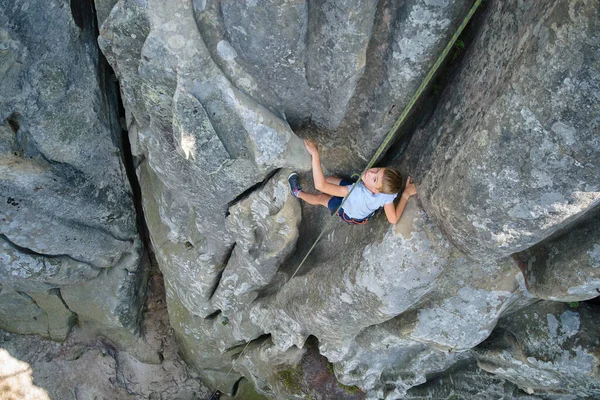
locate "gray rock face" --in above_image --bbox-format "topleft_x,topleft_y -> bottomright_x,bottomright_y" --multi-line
83,0 -> 600,398
514,211 -> 600,301
213,170 -> 301,314
251,199 -> 450,361
475,301 -> 600,398
0,0 -> 145,337
406,0 -> 600,260
195,0 -> 474,164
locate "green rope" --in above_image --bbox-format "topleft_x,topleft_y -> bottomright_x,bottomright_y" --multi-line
290,0 -> 482,281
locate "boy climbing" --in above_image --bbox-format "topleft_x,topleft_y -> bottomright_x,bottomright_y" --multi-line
289,140 -> 417,225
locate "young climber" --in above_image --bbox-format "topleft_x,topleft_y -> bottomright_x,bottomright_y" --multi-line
288,140 -> 417,225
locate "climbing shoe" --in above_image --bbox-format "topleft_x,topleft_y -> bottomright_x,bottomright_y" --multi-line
288,172 -> 302,198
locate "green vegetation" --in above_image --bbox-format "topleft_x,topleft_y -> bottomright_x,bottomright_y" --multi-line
277,366 -> 303,394
568,302 -> 579,309
326,362 -> 362,394
339,382 -> 362,394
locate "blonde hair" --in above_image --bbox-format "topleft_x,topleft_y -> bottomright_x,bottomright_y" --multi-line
380,167 -> 403,194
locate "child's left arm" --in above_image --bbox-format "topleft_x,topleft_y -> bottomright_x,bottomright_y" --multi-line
384,176 -> 417,224
305,140 -> 349,198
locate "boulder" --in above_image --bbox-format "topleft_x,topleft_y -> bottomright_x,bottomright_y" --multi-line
475,301 -> 600,398
194,0 -> 474,165
405,0 -> 600,260
514,211 -> 600,301
313,200 -> 533,398
250,199 -> 450,360
0,0 -> 145,336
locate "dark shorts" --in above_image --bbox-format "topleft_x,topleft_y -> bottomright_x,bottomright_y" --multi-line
327,178 -> 370,225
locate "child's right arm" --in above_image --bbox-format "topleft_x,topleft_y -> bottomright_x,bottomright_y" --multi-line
304,140 -> 349,198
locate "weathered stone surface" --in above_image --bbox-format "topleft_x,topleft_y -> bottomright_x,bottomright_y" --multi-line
475,301 -> 600,398
0,0 -> 145,336
514,211 -> 600,301
212,170 -> 301,314
28,290 -> 75,341
61,239 -> 146,330
0,236 -> 100,292
1,286 -> 75,342
93,0 -> 119,26
305,200 -> 533,398
250,199 -> 449,360
194,0 -> 377,132
333,319 -> 470,400
405,0 -> 600,260
0,287 -> 49,337
94,0 -> 600,398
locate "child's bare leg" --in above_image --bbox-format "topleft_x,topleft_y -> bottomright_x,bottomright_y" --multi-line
325,176 -> 342,185
298,192 -> 331,207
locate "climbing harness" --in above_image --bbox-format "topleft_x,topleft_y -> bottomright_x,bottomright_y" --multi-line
339,210 -> 370,225
211,1 -> 483,396
289,0 -> 483,281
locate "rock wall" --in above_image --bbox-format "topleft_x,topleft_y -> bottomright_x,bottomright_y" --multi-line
405,0 -> 600,261
0,0 -> 146,342
96,0 -> 599,398
1,0 -> 599,399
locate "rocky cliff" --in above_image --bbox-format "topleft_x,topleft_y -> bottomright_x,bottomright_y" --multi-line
1,0 -> 599,399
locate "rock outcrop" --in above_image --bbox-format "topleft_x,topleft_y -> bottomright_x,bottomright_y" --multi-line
405,0 -> 600,261
0,0 -> 146,341
94,0 -> 600,398
2,0 -> 599,399
475,301 -> 600,398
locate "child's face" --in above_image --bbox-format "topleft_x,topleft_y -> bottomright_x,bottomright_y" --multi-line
362,168 -> 385,193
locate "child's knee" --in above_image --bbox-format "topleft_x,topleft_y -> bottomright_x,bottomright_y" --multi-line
318,194 -> 332,207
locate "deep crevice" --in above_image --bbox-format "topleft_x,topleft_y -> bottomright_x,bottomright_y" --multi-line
207,242 -> 236,301
7,112 -> 21,134
226,168 -> 280,214
378,0 -> 491,168
70,0 -> 96,34
224,333 -> 272,355
0,234 -> 94,267
229,377 -> 244,397
86,0 -> 154,335
205,309 -> 222,320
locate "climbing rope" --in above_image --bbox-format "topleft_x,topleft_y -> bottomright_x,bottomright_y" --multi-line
289,0 -> 482,281
210,340 -> 252,399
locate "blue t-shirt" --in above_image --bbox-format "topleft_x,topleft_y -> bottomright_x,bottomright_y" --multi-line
342,182 -> 397,219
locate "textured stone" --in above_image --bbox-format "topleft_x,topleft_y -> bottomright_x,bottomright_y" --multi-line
28,290 -> 75,341
250,199 -> 449,360
0,287 -> 48,337
93,0 -> 600,398
313,201 -> 533,398
0,287 -> 74,343
0,235 -> 100,292
332,320 -> 470,400
212,170 -> 301,314
514,211 -> 600,301
60,239 -> 147,330
0,0 -> 145,336
475,301 -> 600,398
405,0 -> 600,260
